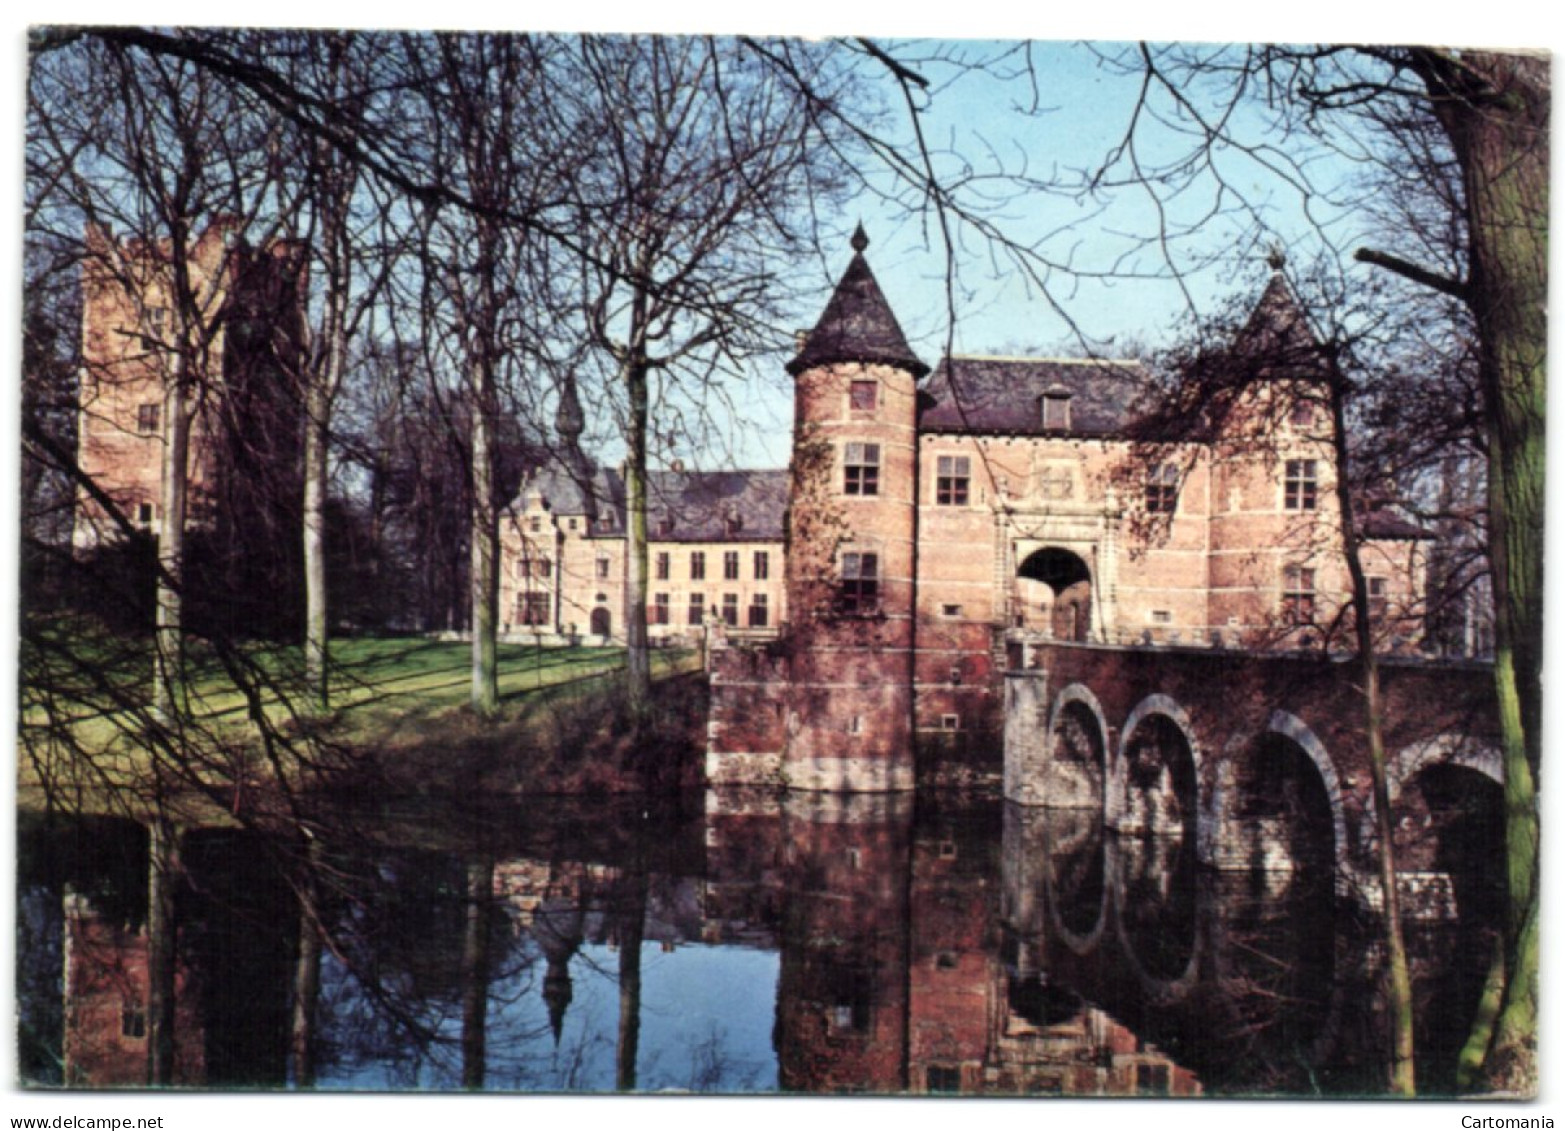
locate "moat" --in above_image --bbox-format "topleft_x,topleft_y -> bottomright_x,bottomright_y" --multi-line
18,778 -> 1500,1096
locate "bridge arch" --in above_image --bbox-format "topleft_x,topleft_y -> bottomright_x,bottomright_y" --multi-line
1111,831 -> 1201,1004
1264,712 -> 1349,878
1388,736 -> 1504,930
1113,694 -> 1200,841
1388,733 -> 1503,805
1045,807 -> 1110,956
1043,684 -> 1109,810
1204,713 -> 1343,915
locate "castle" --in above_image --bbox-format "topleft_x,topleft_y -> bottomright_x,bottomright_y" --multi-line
704,227 -> 1430,792
72,219 -> 305,556
71,217 -> 1428,786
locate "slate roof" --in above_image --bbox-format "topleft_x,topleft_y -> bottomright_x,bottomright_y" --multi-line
515,461 -> 788,542
1233,271 -> 1327,375
1360,508 -> 1436,541
787,228 -> 929,379
918,356 -> 1151,437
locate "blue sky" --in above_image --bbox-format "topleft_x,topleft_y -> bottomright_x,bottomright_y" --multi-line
703,38 -> 1379,468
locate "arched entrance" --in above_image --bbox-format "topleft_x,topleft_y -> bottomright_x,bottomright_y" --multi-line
590,606 -> 612,636
1016,547 -> 1092,641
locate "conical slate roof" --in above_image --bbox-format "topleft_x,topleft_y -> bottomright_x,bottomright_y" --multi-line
787,227 -> 928,378
1234,270 -> 1324,370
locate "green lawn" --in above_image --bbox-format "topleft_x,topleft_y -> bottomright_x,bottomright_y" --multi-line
19,625 -> 699,795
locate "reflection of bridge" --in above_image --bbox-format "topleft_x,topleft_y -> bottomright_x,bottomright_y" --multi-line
1003,640 -> 1502,904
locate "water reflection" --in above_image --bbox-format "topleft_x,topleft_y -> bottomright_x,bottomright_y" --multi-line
16,789 -> 1495,1096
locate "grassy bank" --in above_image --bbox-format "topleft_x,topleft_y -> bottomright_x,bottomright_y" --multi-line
19,624 -> 704,805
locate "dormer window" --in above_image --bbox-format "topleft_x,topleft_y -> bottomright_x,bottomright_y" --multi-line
1041,385 -> 1072,431
849,379 -> 878,412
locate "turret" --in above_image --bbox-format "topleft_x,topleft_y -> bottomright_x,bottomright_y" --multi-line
782,227 -> 926,791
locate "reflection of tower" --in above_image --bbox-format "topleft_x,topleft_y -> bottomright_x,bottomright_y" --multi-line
533,898 -> 585,1044
62,889 -> 205,1087
782,227 -> 927,792
906,800 -> 1000,1094
774,792 -> 912,1093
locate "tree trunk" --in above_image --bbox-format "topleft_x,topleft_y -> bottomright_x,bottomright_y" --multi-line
145,819 -> 181,1085
1418,50 -> 1546,1093
290,894 -> 322,1087
461,858 -> 493,1089
614,861 -> 647,1091
624,354 -> 652,728
1329,376 -> 1416,1095
302,216 -> 350,711
153,350 -> 191,721
470,359 -> 500,717
301,370 -> 332,711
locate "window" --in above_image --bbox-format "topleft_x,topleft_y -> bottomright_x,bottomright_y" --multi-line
688,593 -> 705,626
1136,1064 -> 1171,1095
690,551 -> 706,580
941,714 -> 960,731
529,516 -> 543,533
595,515 -> 614,533
596,555 -> 611,580
843,442 -> 880,496
122,1007 -> 147,1040
849,379 -> 878,412
516,558 -> 532,580
1042,388 -> 1072,430
722,593 -> 739,626
753,551 -> 770,580
659,515 -> 676,536
936,455 -> 970,506
1368,576 -> 1388,620
1146,464 -> 1180,514
941,603 -> 963,618
723,551 -> 740,580
1150,609 -> 1172,624
724,510 -> 743,535
516,592 -> 550,627
748,593 -> 769,628
1282,565 -> 1316,625
1290,400 -> 1315,427
650,592 -> 670,625
839,552 -> 879,615
567,518 -> 578,531
1285,459 -> 1318,511
137,403 -> 161,434
137,502 -> 155,525
655,551 -> 670,581
927,1066 -> 961,1094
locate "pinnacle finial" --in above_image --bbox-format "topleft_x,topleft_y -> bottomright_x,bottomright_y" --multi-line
1267,243 -> 1287,273
850,223 -> 869,254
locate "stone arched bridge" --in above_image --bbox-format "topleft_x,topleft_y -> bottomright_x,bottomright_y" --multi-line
1003,641 -> 1503,908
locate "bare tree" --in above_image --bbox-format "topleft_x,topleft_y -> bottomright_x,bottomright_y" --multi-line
548,35 -> 851,723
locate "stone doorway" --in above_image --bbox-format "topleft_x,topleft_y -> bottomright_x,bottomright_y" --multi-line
1016,547 -> 1092,641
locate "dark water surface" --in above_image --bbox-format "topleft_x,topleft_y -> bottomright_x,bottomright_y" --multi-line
16,788 -> 1498,1096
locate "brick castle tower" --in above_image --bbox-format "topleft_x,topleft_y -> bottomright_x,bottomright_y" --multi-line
781,227 -> 928,791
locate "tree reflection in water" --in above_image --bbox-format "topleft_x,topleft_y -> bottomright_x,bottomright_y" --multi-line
16,787 -> 1499,1095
